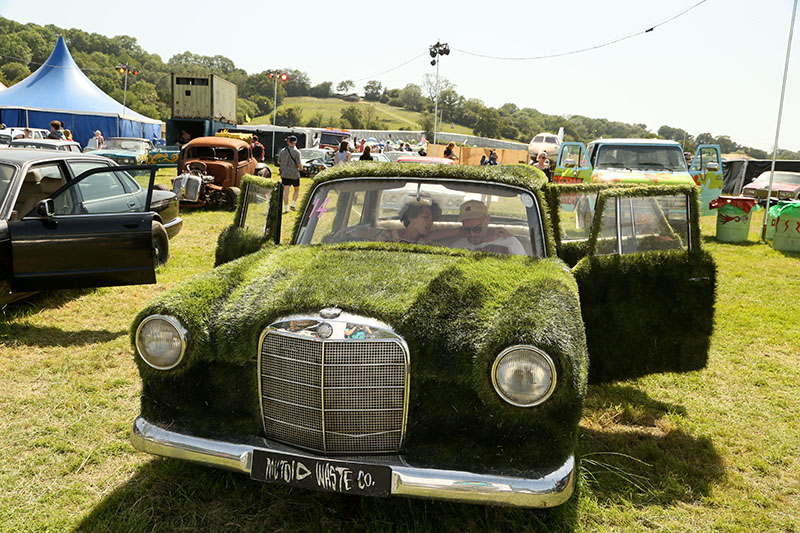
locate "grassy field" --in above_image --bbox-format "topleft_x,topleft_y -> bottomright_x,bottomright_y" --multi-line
0,177 -> 798,531
248,96 -> 478,137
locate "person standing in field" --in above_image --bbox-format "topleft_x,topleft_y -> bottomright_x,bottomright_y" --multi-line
279,135 -> 303,213
334,140 -> 351,165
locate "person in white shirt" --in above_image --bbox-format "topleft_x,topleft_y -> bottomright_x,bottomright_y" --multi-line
452,200 -> 526,256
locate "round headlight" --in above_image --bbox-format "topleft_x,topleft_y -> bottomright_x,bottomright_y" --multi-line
491,346 -> 557,407
135,315 -> 187,370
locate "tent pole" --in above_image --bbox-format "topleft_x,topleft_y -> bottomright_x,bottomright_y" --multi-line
25,109 -> 29,128
761,0 -> 797,240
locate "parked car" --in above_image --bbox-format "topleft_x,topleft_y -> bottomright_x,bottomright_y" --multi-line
300,148 -> 333,177
555,139 -> 724,214
130,164 -> 716,508
144,145 -> 180,167
173,136 -> 268,208
742,170 -> 800,203
10,138 -> 83,152
92,137 -> 154,165
0,126 -> 49,145
0,150 -> 183,305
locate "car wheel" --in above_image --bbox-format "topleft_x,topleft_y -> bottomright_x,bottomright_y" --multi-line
152,221 -> 169,267
225,187 -> 241,210
154,183 -> 169,191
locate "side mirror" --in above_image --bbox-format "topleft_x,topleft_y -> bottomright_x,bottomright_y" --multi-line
563,158 -> 576,168
706,162 -> 720,172
37,198 -> 55,217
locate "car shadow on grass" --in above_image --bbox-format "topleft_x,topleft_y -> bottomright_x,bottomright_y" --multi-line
1,288 -> 95,320
0,322 -> 127,347
578,384 -> 724,507
76,458 -> 580,532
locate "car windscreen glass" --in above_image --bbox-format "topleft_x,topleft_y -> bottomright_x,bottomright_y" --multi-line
296,178 -> 544,257
320,133 -> 346,146
755,172 -> 800,185
596,145 -> 687,171
239,182 -> 274,236
301,149 -> 327,159
0,163 -> 15,201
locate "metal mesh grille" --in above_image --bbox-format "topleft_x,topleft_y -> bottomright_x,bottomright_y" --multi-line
260,331 -> 407,454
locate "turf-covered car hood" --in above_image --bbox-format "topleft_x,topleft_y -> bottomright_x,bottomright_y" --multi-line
134,242 -> 588,470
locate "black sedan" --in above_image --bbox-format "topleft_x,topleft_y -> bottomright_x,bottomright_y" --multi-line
0,150 -> 183,305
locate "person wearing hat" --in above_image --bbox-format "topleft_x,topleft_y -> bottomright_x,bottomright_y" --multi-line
279,135 -> 303,213
451,200 -> 525,255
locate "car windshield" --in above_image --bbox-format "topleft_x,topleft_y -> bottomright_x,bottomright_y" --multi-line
103,139 -> 146,152
0,163 -> 15,201
296,178 -> 545,257
755,172 -> 800,185
595,145 -> 687,171
320,133 -> 347,146
546,136 -> 558,144
185,146 -> 235,161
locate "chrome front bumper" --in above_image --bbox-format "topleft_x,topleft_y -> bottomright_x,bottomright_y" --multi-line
131,416 -> 575,508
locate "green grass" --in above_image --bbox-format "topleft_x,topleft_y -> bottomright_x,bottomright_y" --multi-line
248,96 -> 478,137
0,198 -> 798,531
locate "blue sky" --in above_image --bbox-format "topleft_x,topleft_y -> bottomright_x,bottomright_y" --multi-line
1,0 -> 798,151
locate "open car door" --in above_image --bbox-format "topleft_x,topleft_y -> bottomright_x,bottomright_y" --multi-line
689,144 -> 723,215
547,183 -> 716,383
554,142 -> 592,184
8,165 -> 159,292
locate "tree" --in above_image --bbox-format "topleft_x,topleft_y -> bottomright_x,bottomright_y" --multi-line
418,113 -> 435,142
305,113 -> 325,128
0,62 -> 30,84
309,82 -> 333,98
363,80 -> 383,101
340,105 -> 363,129
336,79 -> 354,94
275,106 -> 303,126
0,35 -> 32,67
250,95 -> 274,116
421,74 -> 455,103
399,83 -> 424,111
473,108 -> 502,139
283,69 -> 311,97
237,98 -> 259,123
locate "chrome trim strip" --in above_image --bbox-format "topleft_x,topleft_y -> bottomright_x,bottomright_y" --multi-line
131,416 -> 575,508
615,196 -> 623,255
320,338 -> 327,452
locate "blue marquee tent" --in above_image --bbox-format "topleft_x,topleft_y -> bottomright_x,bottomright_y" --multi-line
0,36 -> 162,147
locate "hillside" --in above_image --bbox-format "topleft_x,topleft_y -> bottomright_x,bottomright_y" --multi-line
248,96 -> 477,137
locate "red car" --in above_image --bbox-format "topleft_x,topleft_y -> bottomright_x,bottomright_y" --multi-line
742,170 -> 800,203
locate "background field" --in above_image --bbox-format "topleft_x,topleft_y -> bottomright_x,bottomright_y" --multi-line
249,96 -> 479,137
0,175 -> 798,532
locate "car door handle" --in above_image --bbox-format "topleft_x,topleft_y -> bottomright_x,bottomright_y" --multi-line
127,201 -> 137,208
123,222 -> 140,229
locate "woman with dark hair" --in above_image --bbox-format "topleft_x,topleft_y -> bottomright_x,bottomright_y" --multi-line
359,145 -> 373,161
379,201 -> 442,244
335,141 -> 351,165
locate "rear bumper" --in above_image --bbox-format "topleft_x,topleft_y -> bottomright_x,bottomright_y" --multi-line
131,416 -> 575,508
163,217 -> 183,239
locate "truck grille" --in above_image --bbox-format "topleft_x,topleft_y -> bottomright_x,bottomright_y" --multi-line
259,330 -> 408,454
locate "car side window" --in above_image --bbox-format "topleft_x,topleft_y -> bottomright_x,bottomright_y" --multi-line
595,194 -> 690,255
49,169 -> 151,215
68,161 -> 109,176
239,182 -> 274,236
13,163 -> 69,218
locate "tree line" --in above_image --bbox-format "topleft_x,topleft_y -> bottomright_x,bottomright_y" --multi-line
0,17 -> 795,159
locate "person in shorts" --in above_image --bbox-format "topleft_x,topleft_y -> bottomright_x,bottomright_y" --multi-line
279,135 -> 303,213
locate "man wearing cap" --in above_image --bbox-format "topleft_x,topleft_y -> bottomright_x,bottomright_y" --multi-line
279,135 -> 303,213
452,200 -> 525,255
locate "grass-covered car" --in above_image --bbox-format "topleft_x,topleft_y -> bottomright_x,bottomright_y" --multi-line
130,163 -> 716,508
554,139 -> 723,214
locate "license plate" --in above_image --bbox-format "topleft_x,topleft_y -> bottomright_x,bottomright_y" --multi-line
250,450 -> 392,497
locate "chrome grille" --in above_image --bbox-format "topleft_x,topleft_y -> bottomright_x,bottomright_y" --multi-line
260,330 -> 408,454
